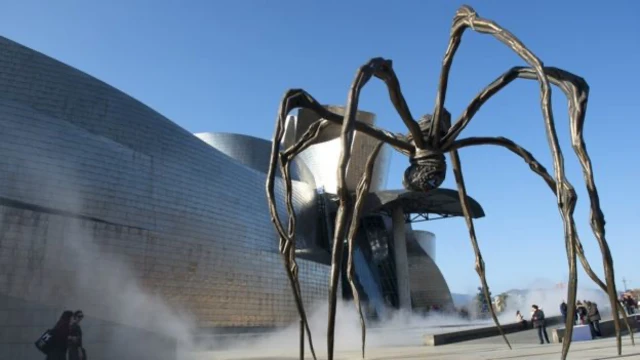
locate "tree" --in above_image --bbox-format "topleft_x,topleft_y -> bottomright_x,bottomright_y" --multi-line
475,286 -> 492,318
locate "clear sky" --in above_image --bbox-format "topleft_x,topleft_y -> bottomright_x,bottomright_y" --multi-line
1,0 -> 638,295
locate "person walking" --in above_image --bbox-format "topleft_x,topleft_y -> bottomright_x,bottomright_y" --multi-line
531,305 -> 550,344
45,311 -> 73,360
560,300 -> 568,324
68,310 -> 86,360
587,301 -> 602,337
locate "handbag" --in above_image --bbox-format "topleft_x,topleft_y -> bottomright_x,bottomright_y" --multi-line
34,329 -> 54,354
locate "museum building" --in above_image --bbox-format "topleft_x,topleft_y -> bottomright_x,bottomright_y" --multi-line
0,35 -> 485,350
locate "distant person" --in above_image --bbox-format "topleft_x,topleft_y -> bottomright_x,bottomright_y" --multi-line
516,310 -> 527,329
560,300 -> 568,324
576,301 -> 588,325
459,307 -> 470,320
45,310 -> 73,360
587,302 -> 602,337
622,295 -> 632,315
68,310 -> 86,360
625,295 -> 637,315
531,305 -> 550,344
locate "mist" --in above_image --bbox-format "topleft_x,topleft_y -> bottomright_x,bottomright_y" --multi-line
61,217 -> 198,352
33,214 -> 614,360
186,283 -> 611,358
2,149 -> 199,359
185,297 -> 510,359
3,148 -> 612,360
499,283 -> 610,319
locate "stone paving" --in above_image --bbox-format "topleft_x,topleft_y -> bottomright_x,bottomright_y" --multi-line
186,328 -> 640,360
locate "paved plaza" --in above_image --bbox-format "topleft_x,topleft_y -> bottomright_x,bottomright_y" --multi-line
188,329 -> 640,360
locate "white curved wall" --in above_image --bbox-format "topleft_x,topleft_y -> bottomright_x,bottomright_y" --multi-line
283,106 -> 392,194
412,230 -> 436,262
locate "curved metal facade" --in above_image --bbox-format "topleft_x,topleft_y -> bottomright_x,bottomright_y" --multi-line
195,132 -> 274,174
408,253 -> 454,311
194,132 -> 315,185
406,228 -> 452,310
0,35 -> 470,358
411,230 -> 436,262
283,106 -> 392,194
0,35 -> 326,337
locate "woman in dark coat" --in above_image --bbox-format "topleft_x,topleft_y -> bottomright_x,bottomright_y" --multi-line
531,305 -> 550,344
46,310 -> 73,360
587,301 -> 602,337
68,310 -> 85,360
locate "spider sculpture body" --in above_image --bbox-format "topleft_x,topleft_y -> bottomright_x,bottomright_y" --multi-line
266,5 -> 633,360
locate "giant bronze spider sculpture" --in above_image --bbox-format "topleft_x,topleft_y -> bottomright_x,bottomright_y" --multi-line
266,5 -> 633,360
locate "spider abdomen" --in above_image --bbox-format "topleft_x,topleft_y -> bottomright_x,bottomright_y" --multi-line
402,151 -> 447,192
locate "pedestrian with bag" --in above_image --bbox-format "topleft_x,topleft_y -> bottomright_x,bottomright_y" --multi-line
587,301 -> 602,337
531,304 -> 550,344
36,310 -> 73,360
68,310 -> 87,360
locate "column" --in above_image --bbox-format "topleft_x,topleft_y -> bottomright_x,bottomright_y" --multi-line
392,205 -> 412,312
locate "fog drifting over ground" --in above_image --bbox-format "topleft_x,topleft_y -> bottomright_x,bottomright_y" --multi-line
11,155 -> 610,359
43,203 -> 611,359
180,285 -> 609,359
9,156 -> 198,358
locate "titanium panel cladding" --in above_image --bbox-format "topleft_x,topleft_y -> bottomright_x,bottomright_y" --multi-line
0,35 -> 328,337
405,226 -> 450,309
410,230 -> 436,262
408,251 -> 454,311
284,106 -> 392,194
194,132 -> 314,184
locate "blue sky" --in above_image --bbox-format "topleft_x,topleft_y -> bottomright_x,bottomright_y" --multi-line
1,1 -> 638,295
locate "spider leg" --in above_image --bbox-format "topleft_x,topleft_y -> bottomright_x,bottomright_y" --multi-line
346,141 -> 384,359
267,113 -> 334,360
266,85 -> 414,359
280,119 -> 334,360
275,89 -> 414,155
368,58 -> 425,148
449,149 -> 512,350
442,66 -> 626,353
280,119 -> 333,272
266,95 -> 308,359
558,72 -> 625,351
325,57 -> 426,360
432,6 -> 553,148
447,136 -> 635,345
433,11 -> 585,355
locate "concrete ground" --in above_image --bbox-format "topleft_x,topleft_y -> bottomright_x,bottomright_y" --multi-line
188,327 -> 640,360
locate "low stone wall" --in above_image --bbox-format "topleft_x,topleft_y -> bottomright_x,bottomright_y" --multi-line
424,316 -> 564,346
0,294 -> 178,360
552,314 -> 640,343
